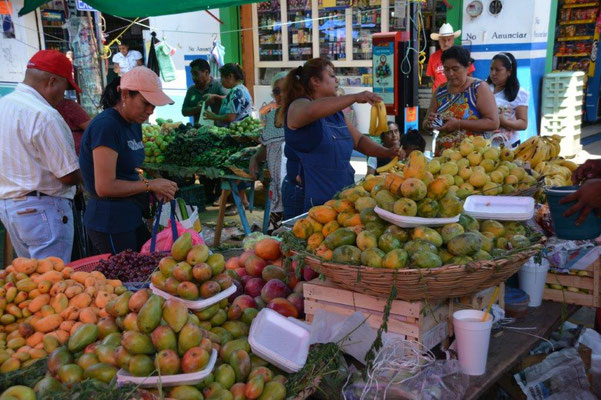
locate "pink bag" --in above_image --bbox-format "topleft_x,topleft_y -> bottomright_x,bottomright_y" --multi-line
140,200 -> 205,254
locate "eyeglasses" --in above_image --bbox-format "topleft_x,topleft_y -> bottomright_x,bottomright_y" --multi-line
272,87 -> 281,96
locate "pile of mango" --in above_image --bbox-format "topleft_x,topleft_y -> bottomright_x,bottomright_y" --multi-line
0,257 -> 126,374
150,233 -> 231,301
293,195 -> 531,269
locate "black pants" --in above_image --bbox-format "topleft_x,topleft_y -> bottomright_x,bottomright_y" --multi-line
87,224 -> 151,255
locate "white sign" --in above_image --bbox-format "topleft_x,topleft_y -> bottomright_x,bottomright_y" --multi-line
76,0 -> 95,12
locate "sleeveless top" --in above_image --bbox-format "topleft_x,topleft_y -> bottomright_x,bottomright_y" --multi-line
285,102 -> 355,211
434,79 -> 484,155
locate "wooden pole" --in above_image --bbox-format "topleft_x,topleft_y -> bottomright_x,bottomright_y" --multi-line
240,4 -> 256,97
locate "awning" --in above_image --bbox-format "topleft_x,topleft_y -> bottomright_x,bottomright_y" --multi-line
19,0 -> 260,17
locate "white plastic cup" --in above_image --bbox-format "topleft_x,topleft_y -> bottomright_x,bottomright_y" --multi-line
518,258 -> 549,307
453,309 -> 493,376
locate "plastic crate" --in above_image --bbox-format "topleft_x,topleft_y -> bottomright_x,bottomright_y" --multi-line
177,184 -> 206,212
68,254 -> 111,272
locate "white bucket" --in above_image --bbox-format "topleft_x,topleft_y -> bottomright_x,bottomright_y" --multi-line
518,257 -> 549,307
453,309 -> 493,376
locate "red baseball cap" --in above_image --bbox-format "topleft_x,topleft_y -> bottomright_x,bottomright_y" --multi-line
120,67 -> 174,106
27,50 -> 81,93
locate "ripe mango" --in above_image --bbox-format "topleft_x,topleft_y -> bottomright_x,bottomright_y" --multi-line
136,294 -> 163,333
172,232 -> 193,261
68,324 -> 98,353
83,362 -> 117,384
229,349 -> 251,382
122,331 -> 154,355
178,323 -> 202,356
163,298 -> 189,332
128,354 -> 154,377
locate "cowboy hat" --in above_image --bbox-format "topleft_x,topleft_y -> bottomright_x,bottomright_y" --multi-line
431,23 -> 461,40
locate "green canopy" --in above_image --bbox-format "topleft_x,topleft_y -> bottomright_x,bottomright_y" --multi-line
19,0 -> 259,17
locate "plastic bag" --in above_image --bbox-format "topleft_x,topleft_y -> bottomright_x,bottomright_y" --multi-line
140,220 -> 204,253
342,338 -> 468,400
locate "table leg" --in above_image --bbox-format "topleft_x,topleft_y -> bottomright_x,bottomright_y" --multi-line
262,182 -> 271,234
213,189 -> 231,247
228,180 -> 251,235
248,184 -> 255,212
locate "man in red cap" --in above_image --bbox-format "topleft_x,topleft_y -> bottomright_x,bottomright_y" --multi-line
0,50 -> 82,262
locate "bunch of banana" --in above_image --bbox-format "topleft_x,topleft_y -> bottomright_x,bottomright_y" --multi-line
376,156 -> 399,173
369,101 -> 388,136
535,159 -> 578,187
514,135 -> 563,168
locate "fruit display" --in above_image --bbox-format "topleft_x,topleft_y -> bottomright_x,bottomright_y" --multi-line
0,257 -> 127,374
228,117 -> 263,138
368,102 -> 388,136
150,233 -> 232,301
514,135 -> 579,186
96,250 -> 165,283
292,180 -> 535,268
142,123 -> 176,164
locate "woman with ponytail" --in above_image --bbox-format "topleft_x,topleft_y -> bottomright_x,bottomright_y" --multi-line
487,52 -> 529,147
283,57 -> 400,210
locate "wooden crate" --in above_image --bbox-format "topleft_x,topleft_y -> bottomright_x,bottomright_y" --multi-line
542,258 -> 600,307
454,283 -> 505,312
303,279 -> 451,350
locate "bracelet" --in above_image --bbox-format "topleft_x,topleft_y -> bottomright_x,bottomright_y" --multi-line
143,178 -> 151,192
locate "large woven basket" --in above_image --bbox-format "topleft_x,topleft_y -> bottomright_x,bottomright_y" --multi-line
296,240 -> 543,301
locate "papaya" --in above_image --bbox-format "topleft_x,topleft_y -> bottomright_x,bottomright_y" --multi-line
360,248 -> 385,268
292,218 -> 313,240
403,240 -> 437,256
323,228 -> 357,250
306,232 -> 324,251
321,220 -> 340,237
382,249 -> 409,269
330,199 -> 355,213
304,217 -> 323,234
411,227 -> 443,248
411,251 -> 443,269
308,205 -> 337,224
447,232 -> 483,256
68,323 -> 98,352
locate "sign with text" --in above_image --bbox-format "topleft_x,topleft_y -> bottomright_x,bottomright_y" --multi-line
76,0 -> 96,12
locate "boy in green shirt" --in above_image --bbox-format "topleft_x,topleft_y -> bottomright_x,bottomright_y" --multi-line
182,59 -> 228,125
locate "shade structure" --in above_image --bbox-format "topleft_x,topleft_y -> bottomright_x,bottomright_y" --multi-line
20,0 -> 261,17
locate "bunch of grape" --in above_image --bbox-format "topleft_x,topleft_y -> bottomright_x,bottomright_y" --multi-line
96,250 -> 165,282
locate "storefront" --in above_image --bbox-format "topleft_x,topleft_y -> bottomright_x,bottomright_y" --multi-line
251,0 -> 450,132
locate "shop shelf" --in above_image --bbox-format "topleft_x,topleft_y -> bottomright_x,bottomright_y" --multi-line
560,19 -> 596,25
557,35 -> 594,41
562,2 -> 599,8
555,53 -> 590,57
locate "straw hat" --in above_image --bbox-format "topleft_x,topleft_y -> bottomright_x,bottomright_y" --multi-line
431,23 -> 461,40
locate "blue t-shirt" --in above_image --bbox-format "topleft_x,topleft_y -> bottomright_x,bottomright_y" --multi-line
79,108 -> 145,234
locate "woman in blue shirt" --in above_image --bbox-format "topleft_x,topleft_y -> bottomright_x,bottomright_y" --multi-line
79,67 -> 178,254
203,63 -> 252,126
283,58 -> 400,211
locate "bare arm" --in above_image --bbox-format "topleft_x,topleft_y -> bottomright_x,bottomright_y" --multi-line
93,146 -> 178,199
182,104 -> 202,117
423,94 -> 439,130
500,105 -> 528,131
58,170 -> 82,186
347,120 -> 399,159
287,91 -> 381,130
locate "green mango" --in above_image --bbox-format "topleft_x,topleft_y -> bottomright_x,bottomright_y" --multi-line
84,363 -> 118,384
195,303 -> 220,321
222,321 -> 249,339
122,331 -> 154,355
218,338 -> 250,361
169,385 -> 204,400
210,309 -> 227,327
101,332 -> 122,348
257,381 -> 286,400
210,327 -> 234,345
163,298 -> 189,332
137,294 -> 163,333
178,323 -> 202,356
128,354 -> 154,377
68,324 -> 99,353
214,364 -> 236,389
228,349 -> 251,382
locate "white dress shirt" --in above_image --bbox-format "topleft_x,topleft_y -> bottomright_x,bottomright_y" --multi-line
0,83 -> 79,199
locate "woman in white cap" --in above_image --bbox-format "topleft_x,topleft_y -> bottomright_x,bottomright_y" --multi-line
79,66 -> 178,254
427,23 -> 475,92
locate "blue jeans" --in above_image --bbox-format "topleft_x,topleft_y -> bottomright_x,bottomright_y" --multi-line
0,196 -> 74,262
281,176 -> 305,220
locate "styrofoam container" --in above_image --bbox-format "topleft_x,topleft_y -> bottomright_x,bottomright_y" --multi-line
249,308 -> 311,373
463,195 -> 534,221
374,206 -> 460,228
116,349 -> 217,387
149,283 -> 236,311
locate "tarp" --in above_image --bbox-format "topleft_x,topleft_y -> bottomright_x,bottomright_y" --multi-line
19,0 -> 260,17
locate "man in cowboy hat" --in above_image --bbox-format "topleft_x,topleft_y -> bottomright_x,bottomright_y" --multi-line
426,23 -> 475,92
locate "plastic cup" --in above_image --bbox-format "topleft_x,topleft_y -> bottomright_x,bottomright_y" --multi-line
518,258 -> 549,307
453,309 -> 493,376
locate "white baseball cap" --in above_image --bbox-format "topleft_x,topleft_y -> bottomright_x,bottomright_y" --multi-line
431,23 -> 461,40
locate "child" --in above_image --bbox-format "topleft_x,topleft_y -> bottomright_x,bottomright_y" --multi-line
400,129 -> 426,159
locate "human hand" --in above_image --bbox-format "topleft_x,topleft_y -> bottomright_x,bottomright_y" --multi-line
560,178 -> 601,225
249,156 -> 260,180
202,94 -> 215,105
203,110 -> 219,121
386,144 -> 401,159
439,117 -> 461,132
424,112 -> 437,129
353,91 -> 382,105
572,159 -> 601,184
148,178 -> 178,201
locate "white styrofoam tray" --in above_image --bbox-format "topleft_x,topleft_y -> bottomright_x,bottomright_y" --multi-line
149,283 -> 236,311
374,206 -> 460,228
463,195 -> 535,221
249,308 -> 311,373
116,349 -> 217,388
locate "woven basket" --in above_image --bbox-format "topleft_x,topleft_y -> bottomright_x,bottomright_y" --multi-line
296,240 -> 543,301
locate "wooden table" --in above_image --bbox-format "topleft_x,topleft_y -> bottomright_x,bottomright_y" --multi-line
465,301 -> 580,400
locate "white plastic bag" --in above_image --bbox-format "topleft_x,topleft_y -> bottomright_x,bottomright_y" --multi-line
159,202 -> 202,233
197,100 -> 214,127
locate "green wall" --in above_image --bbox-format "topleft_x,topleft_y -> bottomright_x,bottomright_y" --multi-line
219,7 -> 242,65
546,0 -> 559,73
446,0 -> 463,45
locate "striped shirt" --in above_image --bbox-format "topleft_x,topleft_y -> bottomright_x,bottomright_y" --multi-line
0,83 -> 79,199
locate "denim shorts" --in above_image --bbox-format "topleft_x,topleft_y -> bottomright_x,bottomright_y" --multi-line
0,195 -> 74,262
281,176 -> 305,221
